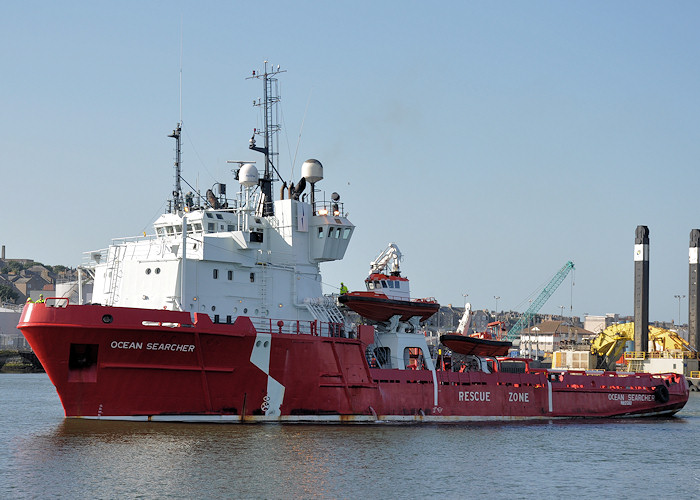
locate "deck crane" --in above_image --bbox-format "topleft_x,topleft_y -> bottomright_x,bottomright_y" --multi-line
590,323 -> 698,370
370,243 -> 403,275
507,261 -> 575,341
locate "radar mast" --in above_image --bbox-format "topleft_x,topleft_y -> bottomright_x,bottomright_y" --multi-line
168,122 -> 183,213
248,61 -> 286,216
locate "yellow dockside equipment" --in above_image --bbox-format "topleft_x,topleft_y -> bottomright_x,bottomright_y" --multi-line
590,322 -> 697,370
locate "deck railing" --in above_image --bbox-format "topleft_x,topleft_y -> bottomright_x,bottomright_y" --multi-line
249,317 -> 346,337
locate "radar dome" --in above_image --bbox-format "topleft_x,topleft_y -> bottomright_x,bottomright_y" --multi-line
239,163 -> 259,187
301,159 -> 323,184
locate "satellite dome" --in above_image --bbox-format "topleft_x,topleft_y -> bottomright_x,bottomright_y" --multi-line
239,163 -> 259,187
301,159 -> 323,184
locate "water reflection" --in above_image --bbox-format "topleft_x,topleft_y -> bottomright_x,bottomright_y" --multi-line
4,383 -> 699,499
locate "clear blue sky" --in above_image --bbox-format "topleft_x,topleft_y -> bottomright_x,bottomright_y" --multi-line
3,1 -> 700,322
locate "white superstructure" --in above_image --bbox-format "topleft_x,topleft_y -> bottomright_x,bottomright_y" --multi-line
88,170 -> 354,325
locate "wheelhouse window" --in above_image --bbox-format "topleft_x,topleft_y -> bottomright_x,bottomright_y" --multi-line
343,228 -> 352,239
208,223 -> 215,232
166,226 -> 175,236
318,227 -> 324,238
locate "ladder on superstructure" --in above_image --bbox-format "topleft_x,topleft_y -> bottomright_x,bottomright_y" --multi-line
106,245 -> 126,306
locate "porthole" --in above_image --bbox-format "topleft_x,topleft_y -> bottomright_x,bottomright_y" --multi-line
145,268 -> 152,275
102,314 -> 113,324
243,308 -> 248,314
212,305 -> 216,311
263,341 -> 269,348
155,268 -> 161,274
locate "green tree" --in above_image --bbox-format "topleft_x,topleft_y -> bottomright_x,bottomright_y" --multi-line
0,283 -> 19,303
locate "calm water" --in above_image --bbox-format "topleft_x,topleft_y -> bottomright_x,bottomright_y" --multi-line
1,374 -> 699,499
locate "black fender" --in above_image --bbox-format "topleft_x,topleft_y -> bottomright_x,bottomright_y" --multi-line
654,384 -> 670,403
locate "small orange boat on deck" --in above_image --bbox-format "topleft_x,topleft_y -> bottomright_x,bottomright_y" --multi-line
338,244 -> 439,324
441,321 -> 513,357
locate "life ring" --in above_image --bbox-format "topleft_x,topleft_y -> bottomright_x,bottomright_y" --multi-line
654,384 -> 670,403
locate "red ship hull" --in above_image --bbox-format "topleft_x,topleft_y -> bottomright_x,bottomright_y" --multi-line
18,303 -> 689,422
338,292 -> 440,322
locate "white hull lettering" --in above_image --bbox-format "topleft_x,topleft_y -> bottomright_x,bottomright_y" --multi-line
508,392 -> 530,403
110,341 -> 143,350
608,393 -> 655,403
109,341 -> 194,352
146,343 -> 195,352
458,391 -> 491,402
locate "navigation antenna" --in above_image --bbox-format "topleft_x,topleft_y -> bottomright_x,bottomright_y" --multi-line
168,21 -> 184,214
247,61 -> 286,216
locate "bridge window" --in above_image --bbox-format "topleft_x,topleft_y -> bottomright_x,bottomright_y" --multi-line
318,227 -> 324,238
208,223 -> 215,232
343,228 -> 352,239
215,214 -> 223,220
166,226 -> 175,236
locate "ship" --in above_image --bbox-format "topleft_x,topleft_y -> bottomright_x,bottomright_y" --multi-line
18,64 -> 689,422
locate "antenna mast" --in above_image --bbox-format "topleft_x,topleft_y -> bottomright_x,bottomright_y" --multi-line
247,61 -> 285,216
168,123 -> 183,213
